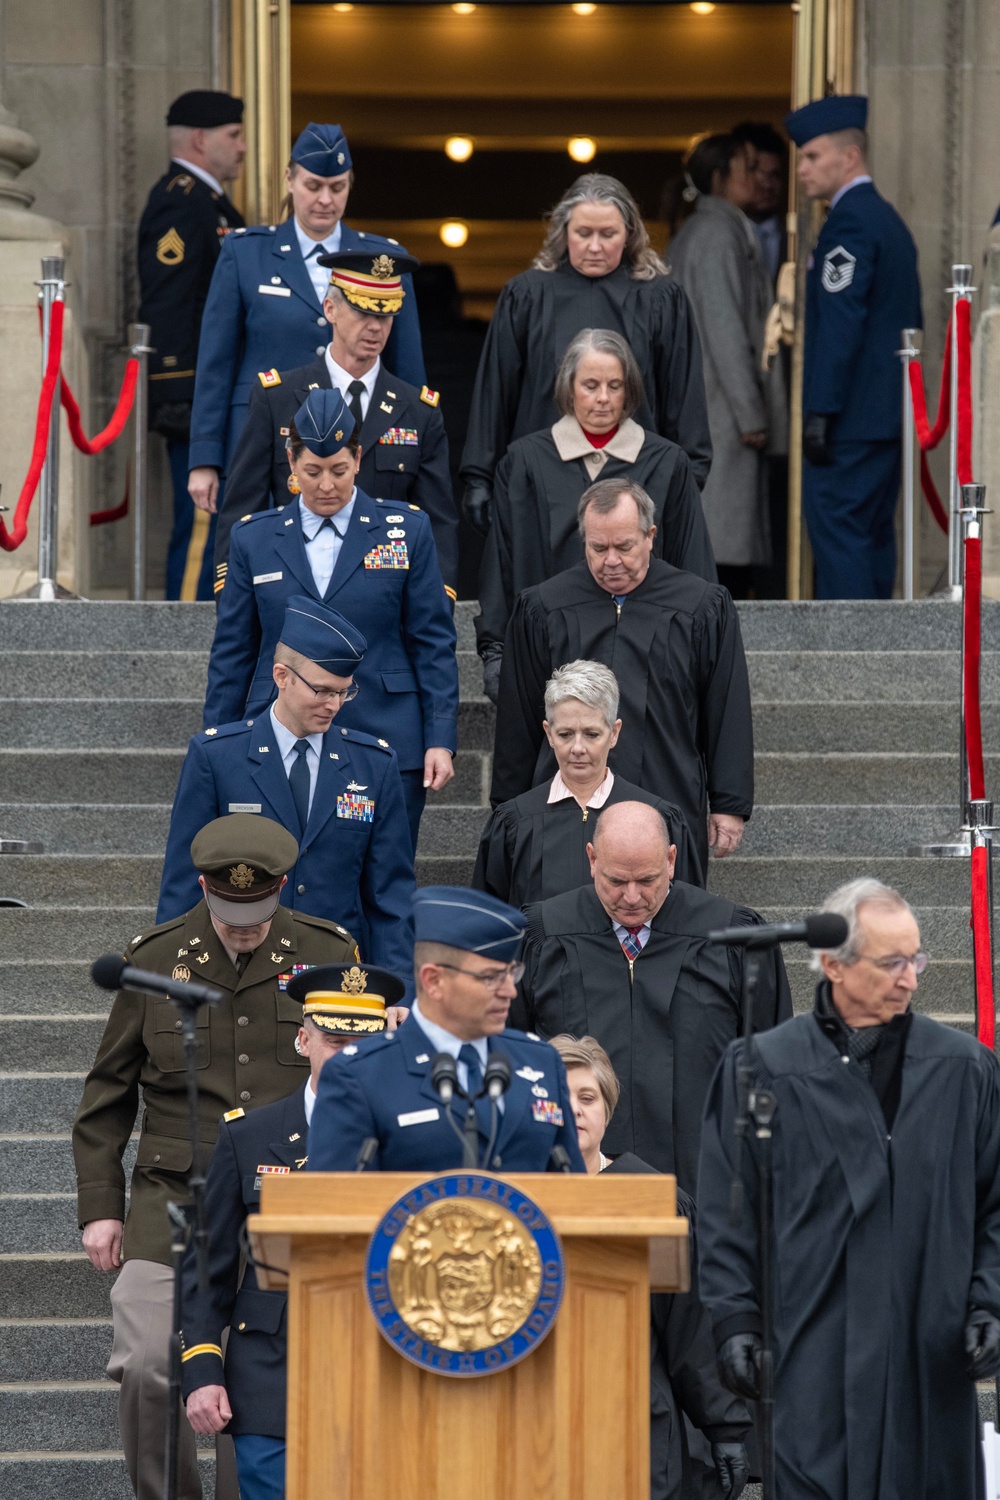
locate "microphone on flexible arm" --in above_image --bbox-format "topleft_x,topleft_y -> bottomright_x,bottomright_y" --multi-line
708,913 -> 849,949
481,1053 -> 512,1170
430,1053 -> 478,1169
549,1146 -> 573,1174
355,1137 -> 379,1172
91,953 -> 224,1009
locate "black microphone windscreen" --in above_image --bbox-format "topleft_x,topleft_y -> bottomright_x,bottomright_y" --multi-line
92,953 -> 127,991
803,913 -> 850,949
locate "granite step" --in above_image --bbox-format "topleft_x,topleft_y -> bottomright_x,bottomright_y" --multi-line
0,1452 -> 216,1500
0,1076 -> 88,1132
0,1257 -> 123,1320
753,752 -> 996,804
747,651 -> 998,702
0,1138 -> 135,1197
0,1197 -> 87,1255
0,1322 -> 112,1383
706,855 -> 981,905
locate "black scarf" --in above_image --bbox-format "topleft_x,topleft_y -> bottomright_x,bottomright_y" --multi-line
813,979 -> 912,1132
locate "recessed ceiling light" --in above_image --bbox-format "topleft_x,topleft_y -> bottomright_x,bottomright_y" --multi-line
445,136 -> 475,163
690,3 -> 716,13
567,137 -> 597,163
440,220 -> 470,248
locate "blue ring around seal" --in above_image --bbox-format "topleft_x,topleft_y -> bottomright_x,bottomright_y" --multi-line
365,1173 -> 565,1378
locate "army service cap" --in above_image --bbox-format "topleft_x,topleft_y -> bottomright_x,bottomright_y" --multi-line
279,595 -> 367,676
318,247 -> 420,317
287,962 -> 405,1035
785,95 -> 867,148
292,389 -> 356,459
167,91 -> 244,129
414,886 -> 527,962
191,813 -> 298,927
291,122 -> 353,178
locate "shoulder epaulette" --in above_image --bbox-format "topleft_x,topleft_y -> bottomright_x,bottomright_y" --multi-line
223,1108 -> 245,1122
341,1031 -> 397,1062
336,725 -> 394,753
408,504 -> 420,512
235,507 -> 281,527
419,386 -> 440,407
258,369 -> 281,388
165,173 -> 194,195
127,913 -> 187,953
290,911 -> 355,943
199,719 -> 253,744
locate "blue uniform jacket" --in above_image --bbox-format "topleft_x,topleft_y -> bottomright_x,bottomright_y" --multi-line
204,492 -> 459,773
308,1014 -> 586,1173
156,714 -> 416,982
180,1087 -> 308,1437
189,223 -> 426,471
803,181 -> 922,442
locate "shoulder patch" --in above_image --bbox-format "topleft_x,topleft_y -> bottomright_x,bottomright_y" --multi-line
224,1108 -> 246,1122
258,368 -> 282,388
419,385 -> 440,407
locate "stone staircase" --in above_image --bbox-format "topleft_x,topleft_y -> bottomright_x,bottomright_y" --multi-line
0,596 -> 996,1497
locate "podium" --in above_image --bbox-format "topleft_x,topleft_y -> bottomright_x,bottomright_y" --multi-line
249,1172 -> 689,1500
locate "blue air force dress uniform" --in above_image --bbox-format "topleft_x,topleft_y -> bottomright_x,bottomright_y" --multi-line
788,95 -> 923,599
204,390 -> 459,851
308,887 -> 587,1174
157,598 -> 416,983
137,90 -> 246,601
180,967 -> 402,1500
188,122 -> 425,479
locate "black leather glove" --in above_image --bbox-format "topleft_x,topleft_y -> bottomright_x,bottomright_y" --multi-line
717,1333 -> 762,1401
802,412 -> 834,467
463,482 -> 492,534
712,1442 -> 749,1498
481,647 -> 502,706
149,401 -> 192,444
964,1308 -> 1000,1379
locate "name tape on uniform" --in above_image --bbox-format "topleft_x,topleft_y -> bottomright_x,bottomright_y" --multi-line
253,571 -> 283,585
257,283 -> 291,297
398,1108 -> 440,1127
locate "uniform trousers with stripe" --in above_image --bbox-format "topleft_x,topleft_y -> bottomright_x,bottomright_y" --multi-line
165,439 -> 219,601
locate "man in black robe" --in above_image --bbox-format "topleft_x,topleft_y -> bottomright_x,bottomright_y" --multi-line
697,879 -> 1000,1500
514,802 -> 791,1195
492,478 -> 752,873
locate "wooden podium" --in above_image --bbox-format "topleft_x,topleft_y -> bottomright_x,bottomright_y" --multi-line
249,1172 -> 689,1500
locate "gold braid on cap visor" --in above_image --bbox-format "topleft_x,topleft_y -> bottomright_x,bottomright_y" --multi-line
328,270 -> 404,315
303,991 -> 387,1033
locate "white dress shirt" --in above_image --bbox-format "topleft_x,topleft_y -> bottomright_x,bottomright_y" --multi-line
294,216 -> 344,305
304,1079 -> 317,1125
171,157 -> 223,196
298,493 -> 356,596
324,348 -> 380,425
269,703 -> 322,819
829,174 -> 873,210
410,997 -> 502,1108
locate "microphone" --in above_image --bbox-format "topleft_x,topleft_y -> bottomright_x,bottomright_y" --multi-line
430,1052 -> 460,1105
91,953 -> 224,1009
483,1053 -> 511,1102
355,1137 -> 378,1172
430,1053 -> 478,1169
549,1145 -> 573,1174
708,913 -> 849,950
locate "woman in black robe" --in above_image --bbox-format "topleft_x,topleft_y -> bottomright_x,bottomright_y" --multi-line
459,172 -> 712,531
474,658 -> 702,898
475,327 -> 716,701
549,1034 -> 750,1500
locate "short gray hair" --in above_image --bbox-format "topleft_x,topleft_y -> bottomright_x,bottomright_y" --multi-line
544,660 -> 620,729
808,878 -> 913,971
578,477 -> 656,536
533,173 -> 668,282
553,328 -> 645,422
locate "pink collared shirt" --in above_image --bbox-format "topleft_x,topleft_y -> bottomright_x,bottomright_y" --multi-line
546,769 -> 615,809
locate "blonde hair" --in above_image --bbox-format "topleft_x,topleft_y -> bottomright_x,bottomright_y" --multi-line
548,1034 -> 620,1125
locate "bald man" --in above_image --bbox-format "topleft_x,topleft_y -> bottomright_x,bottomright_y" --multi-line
514,802 -> 791,1192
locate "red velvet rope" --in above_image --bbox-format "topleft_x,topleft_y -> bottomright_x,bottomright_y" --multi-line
89,468 -> 129,527
63,360 -> 138,455
908,320 -> 952,451
0,298 -> 65,552
972,844 -> 995,1049
964,534 -> 986,801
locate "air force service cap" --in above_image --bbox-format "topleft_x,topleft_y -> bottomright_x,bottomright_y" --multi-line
291,389 -> 356,458
279,596 -> 366,675
319,247 -> 420,317
414,886 -> 527,962
190,813 -> 297,926
167,91 -> 244,129
291,122 -> 353,177
785,94 -> 868,148
286,962 -> 405,1035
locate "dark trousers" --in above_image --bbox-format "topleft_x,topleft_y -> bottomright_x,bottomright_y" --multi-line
165,440 -> 219,601
232,1435 -> 285,1500
803,439 -> 900,600
398,769 -> 428,857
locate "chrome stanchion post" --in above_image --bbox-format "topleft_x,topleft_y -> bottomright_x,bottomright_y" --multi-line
944,266 -> 974,599
127,322 -> 153,601
898,327 -> 921,600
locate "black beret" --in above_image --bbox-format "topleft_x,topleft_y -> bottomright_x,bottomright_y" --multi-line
167,91 -> 244,129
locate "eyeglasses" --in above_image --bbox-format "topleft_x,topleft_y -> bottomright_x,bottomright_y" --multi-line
286,664 -> 359,703
856,951 -> 929,978
434,960 -> 526,993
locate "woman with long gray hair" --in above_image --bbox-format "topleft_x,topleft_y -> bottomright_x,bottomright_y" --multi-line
459,173 -> 712,532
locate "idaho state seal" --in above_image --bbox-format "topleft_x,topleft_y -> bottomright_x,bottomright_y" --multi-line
365,1173 -> 564,1377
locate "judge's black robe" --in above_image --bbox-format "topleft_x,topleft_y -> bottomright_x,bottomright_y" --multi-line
460,261 -> 712,492
473,774 -> 704,903
492,559 -> 753,873
604,1156 -> 751,1500
475,423 -> 717,657
697,1000 -> 1000,1500
515,881 -> 791,1194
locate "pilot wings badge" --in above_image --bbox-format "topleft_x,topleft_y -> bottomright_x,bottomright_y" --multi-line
346,780 -> 368,792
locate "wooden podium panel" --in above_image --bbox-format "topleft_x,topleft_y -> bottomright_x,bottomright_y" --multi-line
250,1173 -> 688,1500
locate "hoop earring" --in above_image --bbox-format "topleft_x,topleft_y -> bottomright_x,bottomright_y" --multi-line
287,473 -> 301,495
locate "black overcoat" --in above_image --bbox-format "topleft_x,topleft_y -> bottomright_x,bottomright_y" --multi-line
473,773 -> 704,903
697,1004 -> 1000,1500
459,261 -> 712,491
475,421 -> 716,656
516,881 -> 791,1192
492,559 -> 753,873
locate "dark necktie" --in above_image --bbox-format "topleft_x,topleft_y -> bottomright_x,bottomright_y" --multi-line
620,926 -> 644,961
288,738 -> 311,833
457,1043 -> 493,1140
347,379 -> 366,431
234,950 -> 252,977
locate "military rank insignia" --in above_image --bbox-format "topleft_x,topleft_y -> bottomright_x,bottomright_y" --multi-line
156,228 -> 185,265
364,543 -> 408,570
278,963 -> 315,991
337,793 -> 375,823
378,427 -> 419,446
531,1099 -> 564,1126
258,368 -> 282,387
419,385 -> 441,407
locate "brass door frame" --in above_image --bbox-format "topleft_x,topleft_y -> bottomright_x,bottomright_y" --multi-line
227,0 -> 291,226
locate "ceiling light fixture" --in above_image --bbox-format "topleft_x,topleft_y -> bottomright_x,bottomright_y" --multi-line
572,4 -> 598,14
332,3 -> 354,11
567,137 -> 597,163
445,136 -> 475,163
439,221 -> 470,248
690,3 -> 716,13
451,3 -> 477,13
